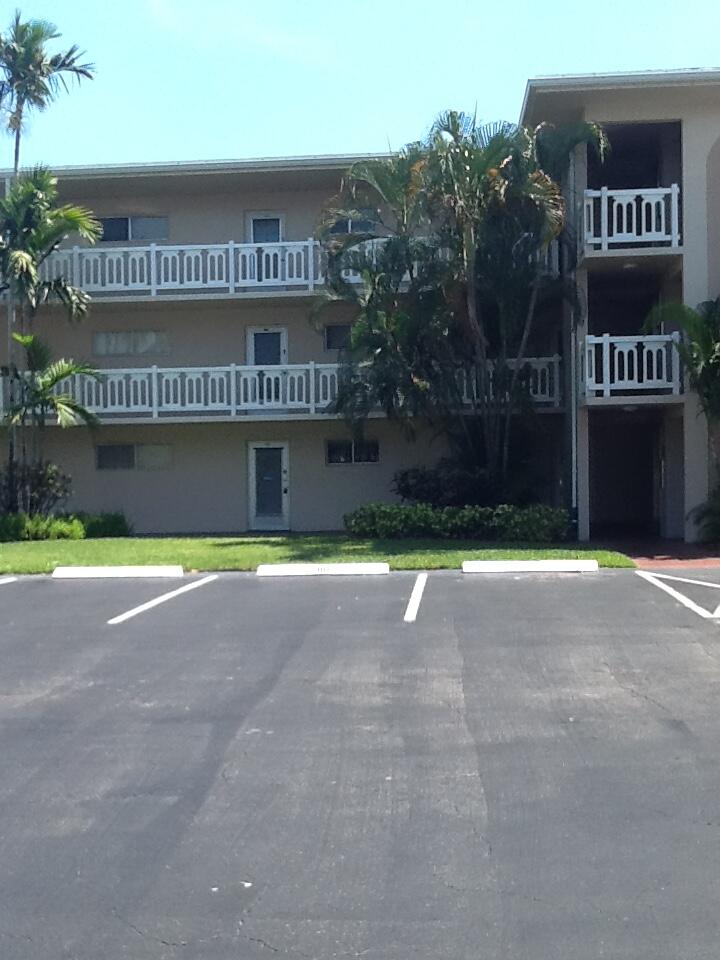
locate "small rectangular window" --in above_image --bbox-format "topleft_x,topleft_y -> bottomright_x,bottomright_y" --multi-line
130,216 -> 168,240
326,440 -> 353,464
96,444 -> 135,470
329,213 -> 374,235
326,439 -> 379,465
99,216 -> 168,242
353,440 -> 379,463
324,323 -> 351,351
251,217 -> 281,243
99,217 -> 129,242
93,330 -> 170,357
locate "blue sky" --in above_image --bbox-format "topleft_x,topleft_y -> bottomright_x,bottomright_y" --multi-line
8,0 -> 720,168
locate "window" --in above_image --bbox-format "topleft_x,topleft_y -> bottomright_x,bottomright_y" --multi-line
92,330 -> 170,357
96,444 -> 135,470
251,217 -> 281,244
99,216 -> 168,242
324,323 -> 351,351
329,212 -> 375,235
96,444 -> 172,471
326,439 -> 379,465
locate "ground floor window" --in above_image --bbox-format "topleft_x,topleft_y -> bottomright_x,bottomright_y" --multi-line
326,439 -> 379,464
96,443 -> 172,470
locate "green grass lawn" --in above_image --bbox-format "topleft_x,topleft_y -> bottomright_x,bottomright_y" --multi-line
0,535 -> 634,574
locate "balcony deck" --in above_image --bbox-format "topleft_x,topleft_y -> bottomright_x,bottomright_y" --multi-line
583,333 -> 683,404
584,185 -> 681,256
0,358 -> 563,424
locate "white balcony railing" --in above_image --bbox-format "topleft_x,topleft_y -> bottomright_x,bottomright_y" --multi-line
40,239 -> 324,298
584,185 -> 681,252
460,356 -> 562,407
0,357 -> 563,421
584,333 -> 682,400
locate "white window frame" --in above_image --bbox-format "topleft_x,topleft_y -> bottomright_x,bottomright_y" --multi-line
246,326 -> 288,365
245,211 -> 285,244
248,440 -> 290,531
99,215 -> 169,242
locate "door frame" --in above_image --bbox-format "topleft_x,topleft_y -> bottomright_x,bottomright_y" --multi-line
248,440 -> 290,531
246,326 -> 288,365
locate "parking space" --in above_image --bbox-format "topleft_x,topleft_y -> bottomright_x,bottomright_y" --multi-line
2,569 -> 720,958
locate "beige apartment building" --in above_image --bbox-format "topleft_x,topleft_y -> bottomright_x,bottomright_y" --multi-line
4,69 -> 720,539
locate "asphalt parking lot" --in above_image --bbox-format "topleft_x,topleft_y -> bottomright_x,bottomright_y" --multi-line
2,568 -> 720,959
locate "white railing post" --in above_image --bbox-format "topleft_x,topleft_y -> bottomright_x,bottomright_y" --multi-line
671,331 -> 681,394
230,362 -> 237,415
309,361 -> 316,413
601,333 -> 611,397
151,365 -> 159,418
149,243 -> 157,296
670,183 -> 680,248
228,241 -> 235,294
72,246 -> 80,287
307,239 -> 315,292
600,187 -> 609,252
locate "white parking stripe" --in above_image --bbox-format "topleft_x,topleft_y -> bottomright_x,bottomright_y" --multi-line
649,571 -> 720,590
635,570 -> 716,620
107,575 -> 218,625
403,573 -> 428,623
0,577 -> 17,587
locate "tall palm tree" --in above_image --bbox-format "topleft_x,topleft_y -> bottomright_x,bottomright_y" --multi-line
3,332 -> 98,514
0,166 -> 99,511
0,10 -> 94,174
0,165 -> 100,329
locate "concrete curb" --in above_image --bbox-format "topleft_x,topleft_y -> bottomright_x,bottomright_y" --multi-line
256,562 -> 390,577
52,565 -> 185,579
462,559 -> 599,574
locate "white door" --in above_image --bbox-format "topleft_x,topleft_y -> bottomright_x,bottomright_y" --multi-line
249,441 -> 289,530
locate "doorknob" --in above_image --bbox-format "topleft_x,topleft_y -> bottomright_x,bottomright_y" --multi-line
283,488 -> 288,494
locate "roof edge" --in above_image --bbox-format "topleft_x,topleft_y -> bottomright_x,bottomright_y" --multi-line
520,68 -> 720,123
0,152 -> 388,181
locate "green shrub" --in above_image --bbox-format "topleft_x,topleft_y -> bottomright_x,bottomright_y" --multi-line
344,502 -> 571,542
0,512 -> 85,541
73,511 -> 132,538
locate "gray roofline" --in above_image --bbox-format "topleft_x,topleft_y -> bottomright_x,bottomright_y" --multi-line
520,68 -> 720,123
0,152 -> 388,181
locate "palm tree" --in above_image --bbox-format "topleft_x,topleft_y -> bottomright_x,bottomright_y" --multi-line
3,332 -> 98,513
0,166 -> 99,511
0,165 -> 100,329
0,10 -> 94,174
318,112 -> 605,490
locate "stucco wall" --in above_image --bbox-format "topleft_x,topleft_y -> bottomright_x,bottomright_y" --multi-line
43,419 -> 449,534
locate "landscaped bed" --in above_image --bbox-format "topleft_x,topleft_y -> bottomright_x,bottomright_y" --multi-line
0,535 -> 634,575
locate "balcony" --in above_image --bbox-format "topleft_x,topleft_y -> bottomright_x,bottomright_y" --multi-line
0,357 -> 563,423
583,333 -> 682,403
40,239 -> 324,301
584,185 -> 681,254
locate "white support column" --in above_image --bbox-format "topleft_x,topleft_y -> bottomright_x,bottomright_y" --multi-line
307,239 -> 315,292
151,366 -> 159,418
228,241 -> 235,293
600,186 -> 609,252
601,333 -> 611,398
308,361 -> 316,413
149,243 -> 157,296
230,363 -> 237,416
670,183 -> 681,248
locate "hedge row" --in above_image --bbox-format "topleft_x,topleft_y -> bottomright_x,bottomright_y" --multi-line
344,502 -> 571,542
0,511 -> 131,542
